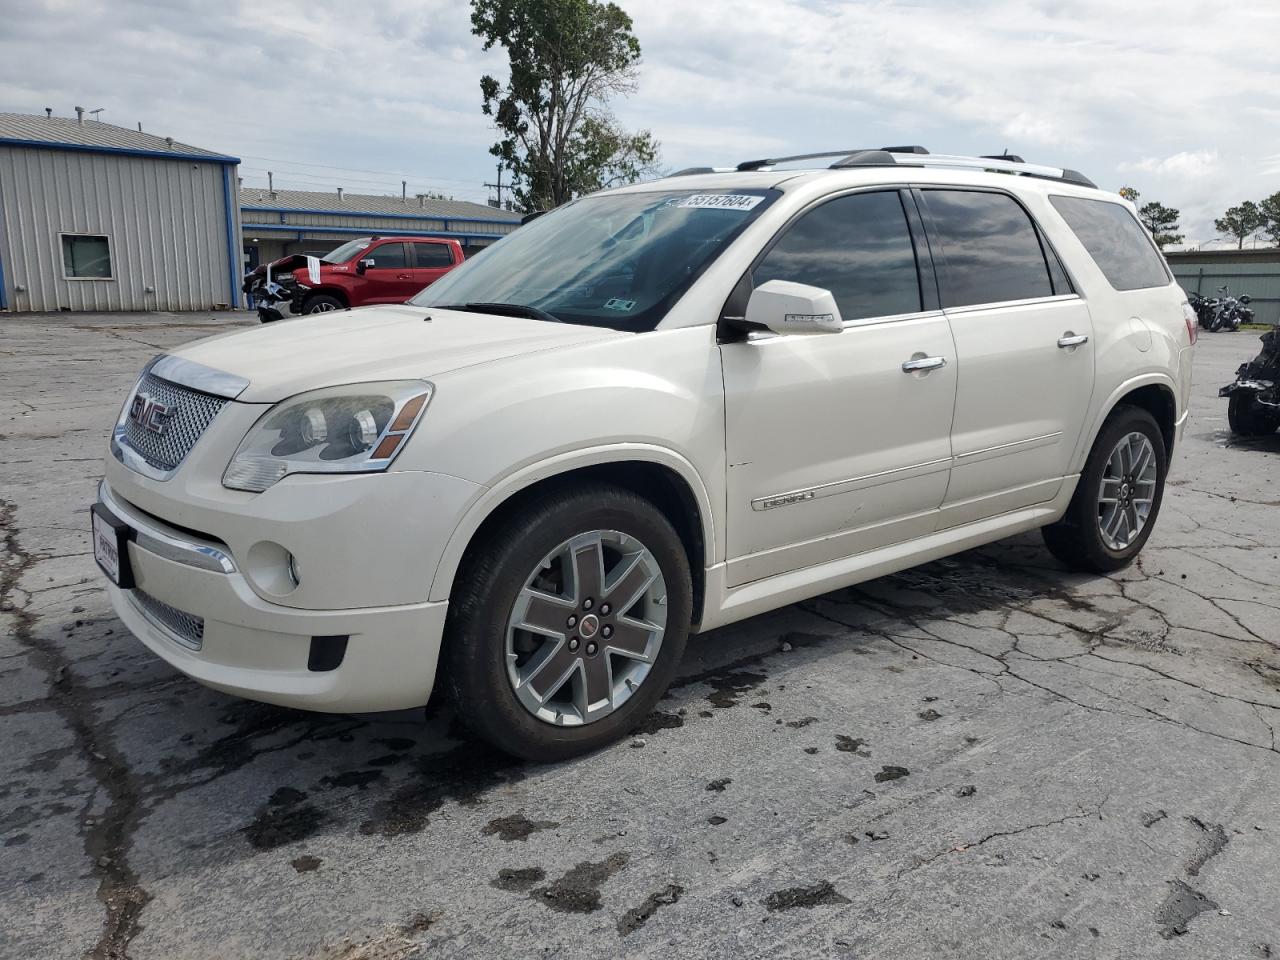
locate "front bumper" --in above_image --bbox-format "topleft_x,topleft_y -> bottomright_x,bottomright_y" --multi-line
97,480 -> 450,712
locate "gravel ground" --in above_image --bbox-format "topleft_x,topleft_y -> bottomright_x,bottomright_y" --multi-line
2,312 -> 1279,960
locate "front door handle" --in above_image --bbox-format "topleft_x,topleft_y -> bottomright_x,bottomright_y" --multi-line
1057,333 -> 1089,348
397,273 -> 413,280
901,356 -> 947,372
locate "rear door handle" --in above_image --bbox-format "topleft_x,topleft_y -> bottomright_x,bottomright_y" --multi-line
901,356 -> 947,372
397,273 -> 413,280
1057,334 -> 1089,348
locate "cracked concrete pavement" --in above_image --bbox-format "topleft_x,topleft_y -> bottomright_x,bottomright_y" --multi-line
2,311 -> 1279,959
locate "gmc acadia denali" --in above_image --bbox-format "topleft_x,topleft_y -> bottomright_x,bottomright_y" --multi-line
92,147 -> 1195,759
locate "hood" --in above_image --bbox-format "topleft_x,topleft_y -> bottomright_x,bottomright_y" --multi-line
169,305 -> 627,403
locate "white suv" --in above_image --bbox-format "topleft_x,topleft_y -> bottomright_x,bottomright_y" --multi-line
93,148 -> 1195,759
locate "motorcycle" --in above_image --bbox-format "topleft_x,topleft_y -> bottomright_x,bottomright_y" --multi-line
1193,286 -> 1253,332
1219,325 -> 1280,436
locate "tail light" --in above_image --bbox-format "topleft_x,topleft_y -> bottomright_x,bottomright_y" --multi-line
1181,301 -> 1198,345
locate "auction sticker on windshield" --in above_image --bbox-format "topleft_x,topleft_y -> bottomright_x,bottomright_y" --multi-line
677,194 -> 765,211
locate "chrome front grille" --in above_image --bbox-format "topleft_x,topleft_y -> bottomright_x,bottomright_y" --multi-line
132,589 -> 205,650
120,374 -> 227,471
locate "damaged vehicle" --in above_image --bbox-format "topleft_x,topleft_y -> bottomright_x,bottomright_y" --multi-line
1220,326 -> 1280,436
243,236 -> 464,322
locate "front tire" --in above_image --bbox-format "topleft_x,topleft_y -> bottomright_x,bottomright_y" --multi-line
1228,392 -> 1279,436
1042,406 -> 1167,573
302,293 -> 345,314
441,483 -> 692,762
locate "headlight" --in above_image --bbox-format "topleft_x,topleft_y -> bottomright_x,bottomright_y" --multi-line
222,381 -> 433,492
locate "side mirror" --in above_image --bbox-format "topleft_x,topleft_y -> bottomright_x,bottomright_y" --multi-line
744,279 -> 843,336
356,258 -> 374,274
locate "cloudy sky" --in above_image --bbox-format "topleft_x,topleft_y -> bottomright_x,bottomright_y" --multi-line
2,0 -> 1278,246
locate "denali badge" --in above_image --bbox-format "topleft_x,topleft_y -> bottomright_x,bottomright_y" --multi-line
129,393 -> 175,435
756,490 -> 816,511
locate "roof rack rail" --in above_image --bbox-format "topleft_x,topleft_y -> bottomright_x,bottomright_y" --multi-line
892,153 -> 1096,188
726,146 -> 1096,188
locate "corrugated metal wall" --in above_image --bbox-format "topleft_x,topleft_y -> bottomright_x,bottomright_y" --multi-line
0,146 -> 240,312
240,209 -> 517,238
1169,257 -> 1280,325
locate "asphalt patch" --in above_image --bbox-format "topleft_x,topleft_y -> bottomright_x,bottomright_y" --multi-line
530,853 -> 629,913
1155,880 -> 1219,939
617,883 -> 684,936
492,867 -> 546,892
244,789 -> 329,850
874,766 -> 910,783
482,813 -> 559,842
705,778 -> 732,792
634,710 -> 684,735
290,855 -> 321,873
701,670 -> 769,709
835,736 -> 870,756
763,880 -> 851,912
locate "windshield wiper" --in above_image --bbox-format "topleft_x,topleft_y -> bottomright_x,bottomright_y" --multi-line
436,302 -> 562,324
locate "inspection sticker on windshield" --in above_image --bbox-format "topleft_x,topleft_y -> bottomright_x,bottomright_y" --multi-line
677,194 -> 764,211
604,298 -> 636,311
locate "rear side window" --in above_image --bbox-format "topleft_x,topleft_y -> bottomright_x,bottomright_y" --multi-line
414,243 -> 454,268
1049,196 -> 1171,291
753,190 -> 922,322
922,190 -> 1055,307
366,243 -> 407,269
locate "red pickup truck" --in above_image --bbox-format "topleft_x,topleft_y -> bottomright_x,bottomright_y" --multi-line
244,235 -> 464,321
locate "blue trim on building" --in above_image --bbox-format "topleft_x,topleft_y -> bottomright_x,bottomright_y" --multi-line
0,136 -> 239,165
242,223 -> 507,241
221,165 -> 241,309
240,205 -> 518,227
0,182 -> 7,309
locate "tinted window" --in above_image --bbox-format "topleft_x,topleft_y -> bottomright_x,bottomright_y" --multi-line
414,242 -> 453,268
923,190 -> 1053,307
753,191 -> 921,321
62,234 -> 112,278
366,242 -> 407,269
1049,196 -> 1170,291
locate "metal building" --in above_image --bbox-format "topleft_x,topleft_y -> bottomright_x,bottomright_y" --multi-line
0,112 -> 241,313
1167,248 -> 1280,326
239,188 -> 521,272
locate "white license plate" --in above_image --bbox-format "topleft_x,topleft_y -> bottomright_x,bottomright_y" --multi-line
93,509 -> 123,585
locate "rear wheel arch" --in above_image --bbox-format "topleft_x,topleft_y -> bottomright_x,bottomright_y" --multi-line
1082,378 -> 1178,469
432,453 -> 713,625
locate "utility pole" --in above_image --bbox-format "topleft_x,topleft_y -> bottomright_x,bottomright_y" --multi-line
483,163 -> 507,209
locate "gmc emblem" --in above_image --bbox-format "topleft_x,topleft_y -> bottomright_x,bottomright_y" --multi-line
129,393 -> 175,435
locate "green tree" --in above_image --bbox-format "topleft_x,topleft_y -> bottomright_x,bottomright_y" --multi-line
1259,191 -> 1280,246
1137,201 -> 1184,249
1118,185 -> 1140,203
1215,201 -> 1264,249
472,0 -> 661,211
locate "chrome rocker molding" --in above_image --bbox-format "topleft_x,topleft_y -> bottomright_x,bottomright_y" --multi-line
750,433 -> 1064,511
99,481 -> 237,574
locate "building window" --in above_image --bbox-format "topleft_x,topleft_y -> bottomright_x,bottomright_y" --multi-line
61,234 -> 113,279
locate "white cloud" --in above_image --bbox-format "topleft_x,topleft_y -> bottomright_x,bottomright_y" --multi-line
1,0 -> 1278,233
1118,150 -> 1219,179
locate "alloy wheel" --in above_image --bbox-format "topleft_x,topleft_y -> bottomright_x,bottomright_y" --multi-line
505,529 -> 667,726
1097,431 -> 1158,551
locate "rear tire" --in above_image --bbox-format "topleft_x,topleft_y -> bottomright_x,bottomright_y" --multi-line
441,483 -> 692,762
302,293 -> 345,314
1228,392 -> 1280,437
1042,406 -> 1167,573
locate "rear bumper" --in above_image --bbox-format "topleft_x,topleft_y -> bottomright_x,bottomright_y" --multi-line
98,481 -> 448,713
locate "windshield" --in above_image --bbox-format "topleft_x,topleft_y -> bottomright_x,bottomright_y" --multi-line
321,239 -> 371,264
411,188 -> 779,331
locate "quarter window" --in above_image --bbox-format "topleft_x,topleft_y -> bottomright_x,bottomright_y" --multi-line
753,191 -> 922,322
1049,195 -> 1170,291
922,190 -> 1054,307
413,243 -> 453,268
61,234 -> 112,279
365,242 -> 407,269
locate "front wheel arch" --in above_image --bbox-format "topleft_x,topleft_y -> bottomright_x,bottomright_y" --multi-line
433,455 -> 711,627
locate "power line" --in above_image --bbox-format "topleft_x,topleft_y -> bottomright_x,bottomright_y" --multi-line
237,153 -> 482,187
